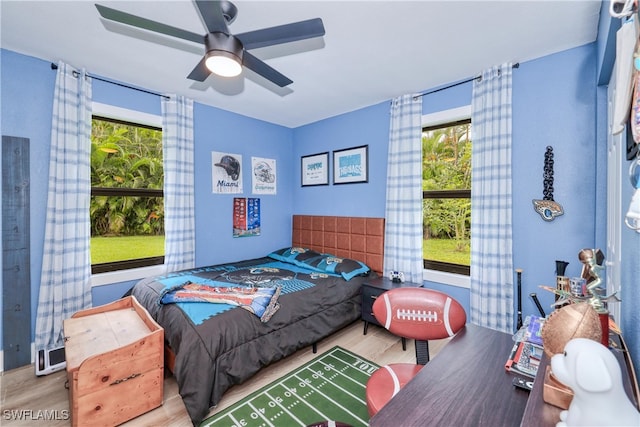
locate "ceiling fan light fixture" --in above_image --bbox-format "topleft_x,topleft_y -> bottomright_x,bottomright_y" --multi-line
95,2 -> 326,86
205,32 -> 243,77
205,51 -> 242,77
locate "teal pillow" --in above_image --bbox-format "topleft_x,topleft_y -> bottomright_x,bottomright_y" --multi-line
301,254 -> 370,281
268,248 -> 370,280
268,247 -> 322,265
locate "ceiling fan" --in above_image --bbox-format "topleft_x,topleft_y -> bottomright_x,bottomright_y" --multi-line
95,0 -> 325,87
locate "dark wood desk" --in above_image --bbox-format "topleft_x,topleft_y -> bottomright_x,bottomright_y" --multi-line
369,323 -> 530,427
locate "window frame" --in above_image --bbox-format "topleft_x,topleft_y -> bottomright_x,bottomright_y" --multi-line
421,106 -> 472,288
90,102 -> 166,286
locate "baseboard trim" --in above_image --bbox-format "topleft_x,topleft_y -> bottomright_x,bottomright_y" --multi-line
0,342 -> 36,373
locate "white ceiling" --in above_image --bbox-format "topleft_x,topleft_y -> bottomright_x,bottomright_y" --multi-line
1,0 -> 602,128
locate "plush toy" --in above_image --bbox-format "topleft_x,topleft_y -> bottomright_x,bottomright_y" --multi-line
550,338 -> 640,426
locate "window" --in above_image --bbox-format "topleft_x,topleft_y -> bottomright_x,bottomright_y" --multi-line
90,106 -> 164,274
422,115 -> 471,276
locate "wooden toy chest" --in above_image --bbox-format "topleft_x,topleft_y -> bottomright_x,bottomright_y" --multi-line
63,296 -> 164,426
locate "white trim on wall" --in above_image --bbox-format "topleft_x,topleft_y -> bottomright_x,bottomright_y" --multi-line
92,102 -> 162,127
606,67 -> 622,322
422,105 -> 471,128
423,269 -> 470,289
91,265 -> 165,287
422,105 -> 472,289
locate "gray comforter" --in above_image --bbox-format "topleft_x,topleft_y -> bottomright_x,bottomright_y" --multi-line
131,256 -> 368,425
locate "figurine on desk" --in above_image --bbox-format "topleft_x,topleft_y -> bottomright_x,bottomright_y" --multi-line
542,249 -> 620,310
578,248 -> 606,312
550,338 -> 640,426
542,249 -> 619,348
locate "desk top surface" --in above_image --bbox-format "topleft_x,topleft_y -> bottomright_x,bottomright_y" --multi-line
369,323 -> 530,427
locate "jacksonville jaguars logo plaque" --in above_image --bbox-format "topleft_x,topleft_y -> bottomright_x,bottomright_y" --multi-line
532,146 -> 564,221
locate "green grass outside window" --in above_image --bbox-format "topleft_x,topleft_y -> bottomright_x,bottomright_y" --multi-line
91,235 -> 165,264
423,238 -> 470,266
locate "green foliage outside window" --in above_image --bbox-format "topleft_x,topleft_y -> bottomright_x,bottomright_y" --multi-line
422,121 -> 471,267
90,118 -> 164,237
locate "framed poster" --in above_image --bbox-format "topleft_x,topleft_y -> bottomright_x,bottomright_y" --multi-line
212,151 -> 243,194
251,157 -> 276,195
301,152 -> 329,186
333,145 -> 368,184
233,197 -> 261,237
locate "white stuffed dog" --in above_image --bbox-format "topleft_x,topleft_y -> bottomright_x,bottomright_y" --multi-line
550,338 -> 640,426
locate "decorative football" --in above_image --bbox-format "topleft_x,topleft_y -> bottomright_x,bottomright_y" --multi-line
372,288 -> 466,341
366,363 -> 423,416
541,302 -> 602,358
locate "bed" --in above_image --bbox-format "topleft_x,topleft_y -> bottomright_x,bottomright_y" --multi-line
130,215 -> 385,425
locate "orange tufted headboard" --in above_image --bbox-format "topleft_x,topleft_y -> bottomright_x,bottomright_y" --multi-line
292,215 -> 385,275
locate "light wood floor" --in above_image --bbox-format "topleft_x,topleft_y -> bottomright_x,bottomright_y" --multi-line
0,321 -> 448,426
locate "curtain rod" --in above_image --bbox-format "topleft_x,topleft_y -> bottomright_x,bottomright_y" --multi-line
50,63 -> 170,100
415,62 -> 520,99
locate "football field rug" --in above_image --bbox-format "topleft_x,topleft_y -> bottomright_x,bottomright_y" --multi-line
200,346 -> 379,427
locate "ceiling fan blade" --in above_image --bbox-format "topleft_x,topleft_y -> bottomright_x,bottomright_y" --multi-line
243,51 -> 293,87
194,0 -> 229,34
95,4 -> 203,44
236,18 -> 325,50
187,56 -> 212,82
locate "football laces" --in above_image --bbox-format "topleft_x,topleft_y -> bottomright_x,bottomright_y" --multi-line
395,309 -> 439,322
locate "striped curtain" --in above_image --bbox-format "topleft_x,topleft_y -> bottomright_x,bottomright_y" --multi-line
470,63 -> 514,333
161,95 -> 195,272
35,61 -> 93,351
383,94 -> 424,284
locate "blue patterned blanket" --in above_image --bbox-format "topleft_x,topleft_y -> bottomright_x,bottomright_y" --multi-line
160,281 -> 281,322
154,261 -> 320,324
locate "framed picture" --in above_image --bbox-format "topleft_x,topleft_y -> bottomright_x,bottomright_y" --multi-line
333,145 -> 368,184
301,152 -> 329,186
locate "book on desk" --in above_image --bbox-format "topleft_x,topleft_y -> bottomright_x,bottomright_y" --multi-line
506,316 -> 545,378
506,340 -> 544,378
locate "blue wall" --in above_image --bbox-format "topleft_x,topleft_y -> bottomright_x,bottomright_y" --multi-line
1,51 -> 56,347
512,46 -> 599,315
93,64 -> 296,268
292,101 -> 390,217
290,45 -> 602,322
1,37 -> 638,377
0,48 -> 294,343
193,105 -> 294,267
